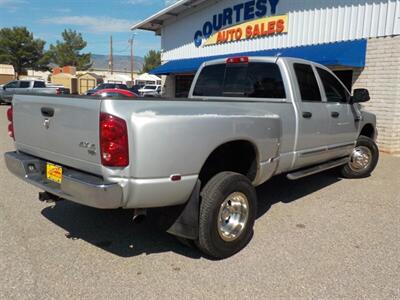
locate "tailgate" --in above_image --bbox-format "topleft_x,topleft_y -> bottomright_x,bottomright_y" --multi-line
13,95 -> 103,175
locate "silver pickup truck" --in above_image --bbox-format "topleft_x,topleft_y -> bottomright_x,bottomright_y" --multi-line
0,80 -> 69,104
4,57 -> 378,259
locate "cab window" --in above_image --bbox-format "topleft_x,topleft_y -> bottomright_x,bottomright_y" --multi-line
245,63 -> 286,99
33,81 -> 46,88
317,68 -> 350,103
294,63 -> 321,102
193,64 -> 225,97
4,81 -> 18,88
19,81 -> 30,88
193,62 -> 286,99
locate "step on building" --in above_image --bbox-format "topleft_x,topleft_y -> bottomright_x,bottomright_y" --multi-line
132,0 -> 400,154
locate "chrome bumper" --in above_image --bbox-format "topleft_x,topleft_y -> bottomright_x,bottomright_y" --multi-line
4,151 -> 123,209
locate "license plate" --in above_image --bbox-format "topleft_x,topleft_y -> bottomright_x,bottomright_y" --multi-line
46,163 -> 62,184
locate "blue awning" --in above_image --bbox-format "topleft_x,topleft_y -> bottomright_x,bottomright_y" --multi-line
150,39 -> 367,75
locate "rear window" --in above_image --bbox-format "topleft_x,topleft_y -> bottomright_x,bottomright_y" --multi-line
193,64 -> 225,97
193,62 -> 286,99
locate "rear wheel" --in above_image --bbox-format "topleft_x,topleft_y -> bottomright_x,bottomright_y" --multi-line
340,135 -> 379,178
197,172 -> 257,259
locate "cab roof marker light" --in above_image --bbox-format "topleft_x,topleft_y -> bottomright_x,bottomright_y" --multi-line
226,56 -> 249,64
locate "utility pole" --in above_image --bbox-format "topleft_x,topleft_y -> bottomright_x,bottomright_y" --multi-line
109,35 -> 113,75
129,36 -> 135,84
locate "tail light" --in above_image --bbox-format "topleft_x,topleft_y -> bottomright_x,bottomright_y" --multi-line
226,56 -> 249,64
6,106 -> 14,140
100,112 -> 129,167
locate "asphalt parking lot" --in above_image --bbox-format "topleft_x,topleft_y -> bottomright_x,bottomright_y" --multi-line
0,104 -> 399,299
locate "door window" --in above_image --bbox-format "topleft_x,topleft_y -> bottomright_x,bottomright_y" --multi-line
19,81 -> 30,88
317,68 -> 350,103
294,63 -> 321,102
33,81 -> 46,88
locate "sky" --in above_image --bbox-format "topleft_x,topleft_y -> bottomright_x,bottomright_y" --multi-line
0,0 -> 179,57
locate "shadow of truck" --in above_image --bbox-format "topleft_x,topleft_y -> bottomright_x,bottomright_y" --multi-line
41,170 -> 342,259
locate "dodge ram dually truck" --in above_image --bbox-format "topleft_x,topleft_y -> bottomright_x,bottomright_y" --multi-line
4,57 -> 379,259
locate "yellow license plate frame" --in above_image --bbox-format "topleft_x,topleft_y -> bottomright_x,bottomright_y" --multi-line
46,163 -> 63,184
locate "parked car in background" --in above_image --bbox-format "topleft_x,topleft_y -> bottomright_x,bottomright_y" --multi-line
128,84 -> 145,95
0,80 -> 69,104
138,85 -> 162,97
86,83 -> 129,95
92,88 -> 137,98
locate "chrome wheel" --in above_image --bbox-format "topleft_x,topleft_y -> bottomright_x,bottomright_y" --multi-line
349,146 -> 372,171
217,192 -> 249,242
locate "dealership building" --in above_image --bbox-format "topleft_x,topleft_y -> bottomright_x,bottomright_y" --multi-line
132,0 -> 400,154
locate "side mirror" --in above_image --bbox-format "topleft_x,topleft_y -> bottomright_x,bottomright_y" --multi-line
352,89 -> 370,103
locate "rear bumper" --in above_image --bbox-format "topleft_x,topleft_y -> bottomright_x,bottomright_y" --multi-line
4,151 -> 123,209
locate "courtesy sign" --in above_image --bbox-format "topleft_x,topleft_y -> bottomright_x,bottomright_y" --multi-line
204,15 -> 288,46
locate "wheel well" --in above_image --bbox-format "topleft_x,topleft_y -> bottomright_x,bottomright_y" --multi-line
199,140 -> 258,186
360,124 -> 375,139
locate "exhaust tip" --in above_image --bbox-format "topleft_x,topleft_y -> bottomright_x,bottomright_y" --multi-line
132,208 -> 147,224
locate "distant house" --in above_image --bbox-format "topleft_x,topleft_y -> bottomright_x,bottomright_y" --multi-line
0,64 -> 15,85
78,73 -> 103,95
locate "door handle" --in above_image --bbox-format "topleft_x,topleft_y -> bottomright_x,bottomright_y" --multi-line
41,107 -> 54,117
331,112 -> 340,118
302,112 -> 312,119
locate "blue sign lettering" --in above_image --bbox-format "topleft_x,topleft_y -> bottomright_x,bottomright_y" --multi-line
194,0 -> 281,47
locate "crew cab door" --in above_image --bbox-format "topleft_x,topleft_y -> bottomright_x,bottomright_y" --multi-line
292,63 -> 331,169
316,67 -> 359,158
17,80 -> 31,93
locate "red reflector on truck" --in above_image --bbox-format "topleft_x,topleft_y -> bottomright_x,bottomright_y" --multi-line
6,106 -> 14,140
100,112 -> 129,167
7,106 -> 13,122
8,123 -> 14,139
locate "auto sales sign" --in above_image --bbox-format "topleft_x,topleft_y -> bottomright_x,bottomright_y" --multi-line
194,0 -> 287,47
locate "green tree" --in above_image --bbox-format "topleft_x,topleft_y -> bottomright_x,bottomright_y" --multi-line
48,29 -> 92,70
141,50 -> 161,73
0,27 -> 49,77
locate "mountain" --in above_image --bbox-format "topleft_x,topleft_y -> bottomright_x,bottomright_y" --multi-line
90,54 -> 144,73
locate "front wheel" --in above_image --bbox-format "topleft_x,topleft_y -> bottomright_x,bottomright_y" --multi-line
340,135 -> 379,178
197,172 -> 257,259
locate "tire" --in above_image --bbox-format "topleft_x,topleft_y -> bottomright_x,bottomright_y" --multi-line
340,135 -> 379,179
197,172 -> 257,259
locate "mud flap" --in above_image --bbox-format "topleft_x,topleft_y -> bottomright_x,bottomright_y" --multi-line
167,180 -> 201,240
